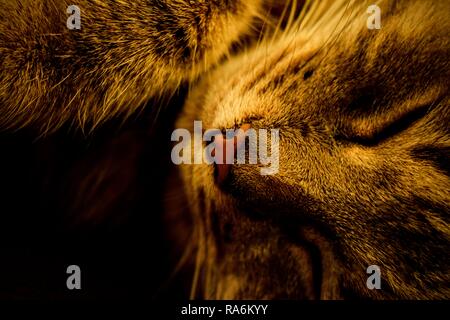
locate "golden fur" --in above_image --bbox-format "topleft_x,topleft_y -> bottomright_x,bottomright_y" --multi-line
175,0 -> 450,299
0,0 -> 265,134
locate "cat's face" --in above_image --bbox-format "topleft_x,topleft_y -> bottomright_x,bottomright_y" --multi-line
0,0 -> 264,133
176,0 -> 450,299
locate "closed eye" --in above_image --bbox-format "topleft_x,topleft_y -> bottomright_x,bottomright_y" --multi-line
337,105 -> 430,146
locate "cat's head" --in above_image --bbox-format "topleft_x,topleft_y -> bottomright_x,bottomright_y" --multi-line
176,0 -> 450,299
0,0 -> 266,133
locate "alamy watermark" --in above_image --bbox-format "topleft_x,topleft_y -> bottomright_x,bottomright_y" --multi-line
66,4 -> 381,31
366,265 -> 381,289
367,5 -> 381,30
66,264 -> 81,290
67,5 -> 81,30
171,121 -> 279,175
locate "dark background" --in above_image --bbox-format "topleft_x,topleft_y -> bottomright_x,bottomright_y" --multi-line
0,87 -> 191,301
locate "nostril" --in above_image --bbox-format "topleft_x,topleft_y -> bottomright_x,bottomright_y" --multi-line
213,124 -> 251,185
212,134 -> 231,185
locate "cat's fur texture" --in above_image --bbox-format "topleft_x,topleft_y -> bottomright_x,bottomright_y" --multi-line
1,0 -> 448,300
175,0 -> 450,299
0,0 -> 299,300
0,0 -> 266,134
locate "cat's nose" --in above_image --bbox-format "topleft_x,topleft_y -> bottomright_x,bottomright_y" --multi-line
213,124 -> 251,185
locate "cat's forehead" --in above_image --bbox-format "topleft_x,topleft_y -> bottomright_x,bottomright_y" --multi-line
283,0 -> 449,66
198,0 -> 449,129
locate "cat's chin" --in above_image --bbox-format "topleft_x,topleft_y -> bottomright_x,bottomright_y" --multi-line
181,165 -> 346,299
181,166 -> 343,299
207,202 -> 344,299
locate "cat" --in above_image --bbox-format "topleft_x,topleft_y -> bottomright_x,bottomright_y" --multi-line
0,0 -> 302,300
174,0 -> 450,299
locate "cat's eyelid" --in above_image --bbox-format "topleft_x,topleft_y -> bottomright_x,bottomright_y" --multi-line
342,105 -> 431,146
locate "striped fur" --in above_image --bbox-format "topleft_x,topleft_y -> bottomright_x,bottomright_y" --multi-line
176,0 -> 450,299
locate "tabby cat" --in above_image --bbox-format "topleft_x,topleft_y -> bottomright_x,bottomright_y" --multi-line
0,0 -> 280,299
175,0 -> 450,299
